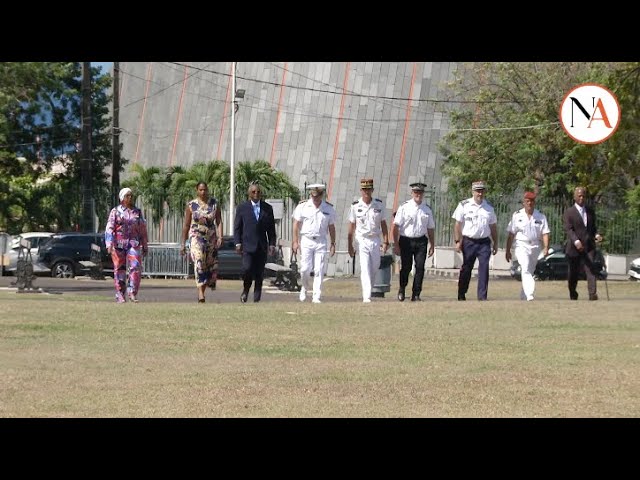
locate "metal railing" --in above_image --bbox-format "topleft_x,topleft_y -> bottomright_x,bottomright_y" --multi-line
142,243 -> 190,278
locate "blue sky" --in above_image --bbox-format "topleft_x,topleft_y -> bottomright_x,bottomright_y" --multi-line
91,62 -> 113,74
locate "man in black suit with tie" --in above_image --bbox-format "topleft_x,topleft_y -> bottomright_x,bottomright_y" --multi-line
563,186 -> 603,301
234,182 -> 277,303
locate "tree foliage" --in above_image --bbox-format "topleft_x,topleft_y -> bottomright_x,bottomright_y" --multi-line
439,62 -> 640,210
0,62 -> 121,234
124,160 -> 301,222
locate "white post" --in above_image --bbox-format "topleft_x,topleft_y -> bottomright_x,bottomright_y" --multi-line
230,62 -> 236,235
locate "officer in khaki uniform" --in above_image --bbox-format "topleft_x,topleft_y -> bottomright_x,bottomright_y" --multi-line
292,184 -> 337,303
392,182 -> 435,302
347,178 -> 390,303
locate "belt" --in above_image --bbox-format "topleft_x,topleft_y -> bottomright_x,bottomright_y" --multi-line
303,234 -> 322,240
463,236 -> 490,242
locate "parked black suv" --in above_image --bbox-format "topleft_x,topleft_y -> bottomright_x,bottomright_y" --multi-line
38,233 -> 113,278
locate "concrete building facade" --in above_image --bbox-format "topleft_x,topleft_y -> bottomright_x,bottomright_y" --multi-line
117,62 -> 458,275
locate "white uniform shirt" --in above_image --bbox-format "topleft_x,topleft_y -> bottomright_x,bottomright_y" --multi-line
393,200 -> 435,238
506,208 -> 550,245
348,198 -> 386,238
452,198 -> 497,239
292,199 -> 336,238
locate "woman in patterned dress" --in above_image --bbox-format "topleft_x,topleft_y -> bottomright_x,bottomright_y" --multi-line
105,187 -> 149,303
180,182 -> 223,303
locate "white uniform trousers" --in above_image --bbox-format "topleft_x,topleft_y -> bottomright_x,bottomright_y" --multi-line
356,236 -> 381,301
300,235 -> 328,301
515,242 -> 540,301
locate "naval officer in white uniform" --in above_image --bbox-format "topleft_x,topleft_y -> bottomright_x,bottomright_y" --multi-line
292,184 -> 336,303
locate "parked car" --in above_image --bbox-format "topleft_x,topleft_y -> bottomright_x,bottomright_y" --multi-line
217,236 -> 244,279
3,232 -> 54,275
628,257 -> 640,281
510,244 -> 607,281
38,233 -> 113,278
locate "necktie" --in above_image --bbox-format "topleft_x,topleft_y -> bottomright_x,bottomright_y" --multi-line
254,204 -> 260,220
581,208 -> 587,226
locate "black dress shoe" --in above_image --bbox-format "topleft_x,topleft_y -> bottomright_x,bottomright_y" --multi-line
253,297 -> 261,303
458,293 -> 466,301
397,291 -> 405,302
570,292 -> 579,300
240,291 -> 248,303
410,296 -> 421,302
589,294 -> 598,301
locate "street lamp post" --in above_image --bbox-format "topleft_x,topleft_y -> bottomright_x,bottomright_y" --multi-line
230,62 -> 236,234
229,62 -> 245,235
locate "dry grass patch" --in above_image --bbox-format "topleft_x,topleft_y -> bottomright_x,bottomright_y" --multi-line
1,277 -> 638,417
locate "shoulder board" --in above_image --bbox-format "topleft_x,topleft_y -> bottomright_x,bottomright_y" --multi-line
403,200 -> 410,204
325,201 -> 333,206
424,203 -> 431,210
352,200 -> 359,205
298,200 -> 306,204
375,198 -> 382,203
461,200 -> 469,205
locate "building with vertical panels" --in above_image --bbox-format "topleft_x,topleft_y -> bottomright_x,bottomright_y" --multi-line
117,62 -> 458,275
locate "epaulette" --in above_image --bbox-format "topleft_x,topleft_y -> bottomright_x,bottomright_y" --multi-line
352,200 -> 359,205
461,200 -> 469,205
298,199 -> 306,204
424,203 -> 432,210
325,201 -> 334,206
375,198 -> 382,203
403,200 -> 410,204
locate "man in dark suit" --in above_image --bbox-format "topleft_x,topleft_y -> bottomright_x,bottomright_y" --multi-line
563,186 -> 603,301
234,182 -> 277,303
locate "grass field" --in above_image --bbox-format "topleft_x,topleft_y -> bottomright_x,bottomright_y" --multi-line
1,277 -> 638,417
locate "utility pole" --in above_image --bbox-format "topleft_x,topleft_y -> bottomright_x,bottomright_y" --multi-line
81,62 -> 94,232
111,61 -> 121,207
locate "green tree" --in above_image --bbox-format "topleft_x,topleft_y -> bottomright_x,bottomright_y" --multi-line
234,160 -> 300,204
0,62 -> 122,233
167,161 -> 227,213
439,62 -> 640,206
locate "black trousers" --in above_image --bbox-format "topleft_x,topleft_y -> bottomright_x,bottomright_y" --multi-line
398,235 -> 428,296
242,249 -> 267,301
567,250 -> 598,299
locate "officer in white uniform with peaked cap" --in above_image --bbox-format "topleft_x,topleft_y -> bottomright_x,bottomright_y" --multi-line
452,180 -> 498,301
392,182 -> 435,302
348,178 -> 390,303
292,184 -> 337,303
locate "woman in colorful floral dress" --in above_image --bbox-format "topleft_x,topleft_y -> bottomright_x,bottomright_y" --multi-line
105,187 -> 149,303
180,182 -> 223,303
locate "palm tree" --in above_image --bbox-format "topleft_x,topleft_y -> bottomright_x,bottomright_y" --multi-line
122,164 -> 169,225
234,160 -> 300,206
167,161 -> 228,212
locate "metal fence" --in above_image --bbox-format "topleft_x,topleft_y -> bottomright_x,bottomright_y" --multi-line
142,243 -> 190,278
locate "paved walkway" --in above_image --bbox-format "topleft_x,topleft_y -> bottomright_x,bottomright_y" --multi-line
0,268 -> 630,304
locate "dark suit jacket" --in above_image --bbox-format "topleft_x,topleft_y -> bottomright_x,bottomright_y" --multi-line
233,200 -> 276,253
563,204 -> 597,257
